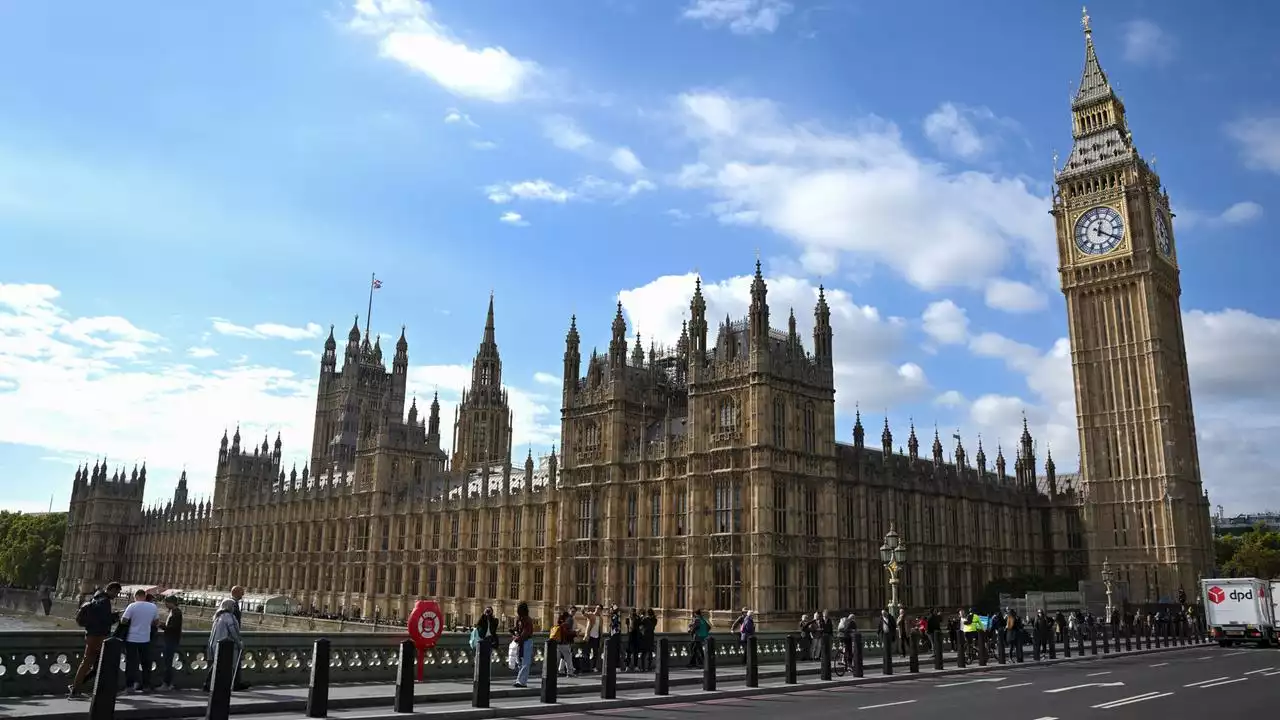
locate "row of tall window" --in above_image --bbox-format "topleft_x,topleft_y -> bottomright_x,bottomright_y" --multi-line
772,398 -> 819,452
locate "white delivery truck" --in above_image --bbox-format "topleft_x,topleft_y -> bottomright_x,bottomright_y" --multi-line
1201,577 -> 1276,647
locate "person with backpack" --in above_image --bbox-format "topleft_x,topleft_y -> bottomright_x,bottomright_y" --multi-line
686,609 -> 710,668
67,581 -> 122,699
550,610 -> 576,678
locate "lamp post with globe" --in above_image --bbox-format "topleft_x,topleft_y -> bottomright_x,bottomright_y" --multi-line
1101,557 -> 1115,620
880,524 -> 908,614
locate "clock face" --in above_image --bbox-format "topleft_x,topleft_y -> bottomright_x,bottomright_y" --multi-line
1074,206 -> 1125,256
1155,211 -> 1173,257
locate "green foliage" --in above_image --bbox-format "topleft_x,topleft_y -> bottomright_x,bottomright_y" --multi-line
976,574 -> 1077,613
0,511 -> 66,587
1218,523 -> 1280,580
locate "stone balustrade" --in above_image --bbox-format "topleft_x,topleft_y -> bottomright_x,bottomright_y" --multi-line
0,630 -> 884,697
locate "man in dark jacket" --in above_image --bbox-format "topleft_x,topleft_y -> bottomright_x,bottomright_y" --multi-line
67,582 -> 121,699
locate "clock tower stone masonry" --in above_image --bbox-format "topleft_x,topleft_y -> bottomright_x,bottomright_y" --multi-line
1051,8 -> 1214,603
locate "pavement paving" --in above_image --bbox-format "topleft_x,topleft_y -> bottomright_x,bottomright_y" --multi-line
0,641 -> 1222,720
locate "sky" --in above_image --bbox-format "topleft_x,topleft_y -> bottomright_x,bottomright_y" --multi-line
1,0 -> 1278,517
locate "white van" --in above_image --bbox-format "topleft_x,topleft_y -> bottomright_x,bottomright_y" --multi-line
1201,578 -> 1276,648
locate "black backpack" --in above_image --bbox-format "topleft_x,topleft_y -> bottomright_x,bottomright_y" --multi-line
75,600 -> 92,628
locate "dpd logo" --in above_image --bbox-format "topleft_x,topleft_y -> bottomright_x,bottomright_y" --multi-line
1207,586 -> 1225,604
1229,589 -> 1255,602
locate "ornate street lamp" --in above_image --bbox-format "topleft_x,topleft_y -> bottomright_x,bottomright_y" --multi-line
879,524 -> 908,614
1101,557 -> 1114,620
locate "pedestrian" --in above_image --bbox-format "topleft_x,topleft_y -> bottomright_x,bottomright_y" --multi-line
736,609 -> 756,666
203,599 -> 244,692
121,589 -> 160,693
67,581 -> 121,699
552,610 -> 576,677
158,596 -> 183,691
37,584 -> 52,616
687,609 -> 709,668
511,601 -> 534,688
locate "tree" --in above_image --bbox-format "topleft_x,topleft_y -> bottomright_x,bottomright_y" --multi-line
1218,524 -> 1280,580
0,511 -> 66,587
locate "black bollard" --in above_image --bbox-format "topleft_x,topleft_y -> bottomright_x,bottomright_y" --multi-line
1032,635 -> 1041,662
1048,632 -> 1056,660
654,638 -> 670,696
820,632 -> 832,681
908,631 -> 919,673
854,632 -> 866,677
784,634 -> 797,684
1015,633 -> 1024,663
745,636 -> 759,688
1103,628 -> 1110,655
978,633 -> 988,666
881,635 -> 893,675
1125,629 -> 1132,653
1076,632 -> 1085,657
1064,633 -> 1072,658
88,636 -> 123,720
1091,631 -> 1098,655
930,631 -> 942,670
394,639 -> 415,713
540,639 -> 558,704
472,637 -> 492,709
306,638 -> 330,718
205,638 -> 236,720
702,636 -> 717,692
601,634 -> 618,700
956,635 -> 966,668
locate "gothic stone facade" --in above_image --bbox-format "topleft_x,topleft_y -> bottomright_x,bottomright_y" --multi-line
59,272 -> 1084,630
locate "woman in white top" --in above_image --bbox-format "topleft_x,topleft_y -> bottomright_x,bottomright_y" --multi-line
203,599 -> 244,692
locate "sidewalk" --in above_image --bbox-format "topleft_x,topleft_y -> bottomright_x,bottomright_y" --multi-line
0,641 -> 1198,720
0,652 -> 936,720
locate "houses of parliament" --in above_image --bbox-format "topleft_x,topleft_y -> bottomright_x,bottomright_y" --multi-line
56,12 -> 1214,628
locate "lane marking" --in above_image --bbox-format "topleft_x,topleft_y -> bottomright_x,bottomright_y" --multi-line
1263,671 -> 1280,677
1087,671 -> 1112,676
1223,650 -> 1248,656
858,700 -> 917,710
1093,691 -> 1174,709
936,678 -> 1007,688
1149,662 -> 1169,667
1198,677 -> 1248,689
1184,676 -> 1229,687
1196,655 -> 1215,660
1243,667 -> 1275,675
997,682 -> 1033,690
1030,717 -> 1058,720
1045,681 -> 1124,693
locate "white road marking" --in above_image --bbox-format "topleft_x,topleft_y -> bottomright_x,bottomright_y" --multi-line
1243,667 -> 1275,675
1030,717 -> 1057,720
936,678 -> 1007,688
1195,655 -> 1214,660
1263,671 -> 1280,677
1184,676 -> 1229,687
1045,681 -> 1125,693
1223,650 -> 1248,656
1087,671 -> 1112,676
1093,691 -> 1174,709
1149,662 -> 1169,667
1198,677 -> 1248,689
858,700 -> 917,710
997,682 -> 1033,690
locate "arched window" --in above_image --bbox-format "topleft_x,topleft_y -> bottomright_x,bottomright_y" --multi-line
772,397 -> 786,448
802,402 -> 816,453
718,396 -> 738,432
578,421 -> 601,450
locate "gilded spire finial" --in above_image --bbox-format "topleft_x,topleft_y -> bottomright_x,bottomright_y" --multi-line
1081,6 -> 1091,36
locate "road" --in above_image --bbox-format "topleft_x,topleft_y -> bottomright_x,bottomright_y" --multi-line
516,646 -> 1278,720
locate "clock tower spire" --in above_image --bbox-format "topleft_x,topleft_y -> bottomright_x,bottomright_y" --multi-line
1051,7 -> 1213,603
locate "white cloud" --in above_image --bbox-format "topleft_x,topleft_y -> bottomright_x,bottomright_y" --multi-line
486,176 -> 654,205
470,140 -> 498,151
682,0 -> 793,35
349,0 -> 539,103
1122,19 -> 1176,66
443,108 -> 478,127
670,91 -> 1055,293
532,371 -> 559,386
610,147 -> 646,175
617,271 -> 928,413
1176,200 -> 1264,230
920,299 -> 969,346
543,115 -> 595,152
1226,114 -> 1280,174
960,308 -> 1280,513
923,103 -> 991,160
0,282 -> 556,509
187,347 -> 218,359
210,318 -> 324,341
934,390 -> 966,408
984,278 -> 1047,313
499,211 -> 529,226
487,179 -> 574,204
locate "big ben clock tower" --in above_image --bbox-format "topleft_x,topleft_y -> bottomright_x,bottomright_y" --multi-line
1052,8 -> 1214,602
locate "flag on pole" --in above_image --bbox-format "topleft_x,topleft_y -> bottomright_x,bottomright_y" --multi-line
372,278 -> 383,289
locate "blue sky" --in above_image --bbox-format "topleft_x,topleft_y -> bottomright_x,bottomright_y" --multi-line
1,0 -> 1277,515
